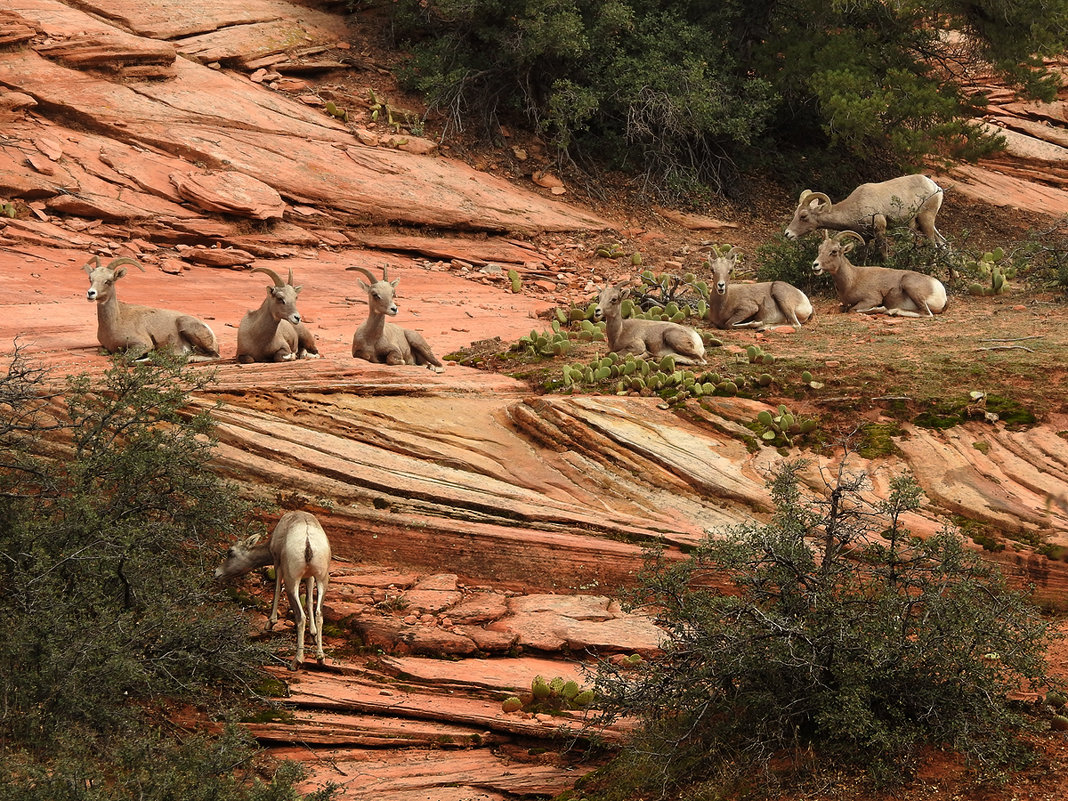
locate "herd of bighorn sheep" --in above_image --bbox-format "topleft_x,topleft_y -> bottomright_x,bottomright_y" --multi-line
81,172 -> 956,669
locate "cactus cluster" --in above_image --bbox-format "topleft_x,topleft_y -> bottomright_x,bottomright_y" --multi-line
800,370 -> 824,389
632,269 -> 710,319
324,100 -> 349,122
515,320 -> 572,357
507,268 -> 522,294
0,201 -> 16,218
745,344 -> 775,366
965,247 -> 1017,296
753,404 -> 818,447
595,242 -> 627,259
501,674 -> 595,714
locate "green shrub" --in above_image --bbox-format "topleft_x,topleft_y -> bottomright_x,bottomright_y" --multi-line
0,349 -> 330,799
589,462 -> 1054,797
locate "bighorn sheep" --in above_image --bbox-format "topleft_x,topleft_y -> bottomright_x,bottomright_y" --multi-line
83,256 -> 219,361
236,267 -> 319,363
705,246 -> 812,329
215,510 -> 331,671
785,174 -> 945,258
813,231 -> 947,317
595,280 -> 706,365
347,265 -> 443,370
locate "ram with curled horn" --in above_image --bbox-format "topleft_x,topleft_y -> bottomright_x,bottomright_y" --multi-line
82,255 -> 219,361
784,174 -> 946,259
236,266 -> 319,363
813,230 -> 947,317
347,264 -> 443,370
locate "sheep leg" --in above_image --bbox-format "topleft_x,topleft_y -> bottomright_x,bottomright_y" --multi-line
288,579 -> 307,671
267,569 -> 283,631
176,317 -> 219,358
662,329 -> 706,363
295,324 -> 320,359
405,330 -> 444,370
313,577 -> 326,663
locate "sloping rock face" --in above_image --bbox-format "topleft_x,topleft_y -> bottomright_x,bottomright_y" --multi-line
1,3 -> 1068,798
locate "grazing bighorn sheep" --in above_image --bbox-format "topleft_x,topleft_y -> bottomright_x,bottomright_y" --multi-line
595,280 -> 706,365
236,267 -> 319,363
83,256 -> 219,361
215,510 -> 331,671
813,231 -> 947,317
785,174 -> 945,258
347,265 -> 443,370
705,246 -> 812,330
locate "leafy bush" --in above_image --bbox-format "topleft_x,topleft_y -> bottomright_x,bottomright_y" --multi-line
589,461 -> 1055,798
753,235 -> 821,294
0,349 -> 331,799
386,0 -> 1068,192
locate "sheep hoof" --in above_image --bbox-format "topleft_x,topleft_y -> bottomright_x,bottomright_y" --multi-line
289,658 -> 301,672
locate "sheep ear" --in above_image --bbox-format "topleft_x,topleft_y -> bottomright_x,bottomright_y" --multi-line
242,533 -> 262,549
620,287 -> 632,299
357,279 -> 369,291
294,284 -> 303,294
114,267 -> 127,280
390,279 -> 399,289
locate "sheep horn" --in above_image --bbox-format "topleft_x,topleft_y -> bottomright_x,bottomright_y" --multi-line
835,230 -> 866,246
107,257 -> 145,272
802,191 -> 831,208
286,267 -> 294,286
346,266 -> 377,283
381,264 -> 390,281
82,255 -> 102,272
251,267 -> 285,287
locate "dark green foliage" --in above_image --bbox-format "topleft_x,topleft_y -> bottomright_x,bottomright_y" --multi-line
0,350 -> 331,799
386,0 -> 1068,192
589,462 -> 1054,798
753,236 -> 821,294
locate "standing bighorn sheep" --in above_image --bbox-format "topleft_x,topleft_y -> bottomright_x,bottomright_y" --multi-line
705,246 -> 812,330
236,267 -> 319,363
215,510 -> 332,671
347,265 -> 443,370
813,231 -> 947,317
785,174 -> 945,258
595,280 -> 706,365
83,256 -> 219,361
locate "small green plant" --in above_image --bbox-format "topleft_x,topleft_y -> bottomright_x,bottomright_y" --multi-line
751,404 -> 818,447
595,242 -> 626,259
502,674 -> 596,714
324,100 -> 349,122
0,200 -> 16,218
966,247 -> 1018,296
745,343 -> 775,366
515,321 -> 571,356
507,268 -> 522,293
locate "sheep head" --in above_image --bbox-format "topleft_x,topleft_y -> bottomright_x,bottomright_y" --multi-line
813,230 -> 865,276
348,264 -> 399,317
84,256 -> 146,303
251,267 -> 303,325
784,190 -> 833,240
594,279 -> 635,320
707,245 -> 743,295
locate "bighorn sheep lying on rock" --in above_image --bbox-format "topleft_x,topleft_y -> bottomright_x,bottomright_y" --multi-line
83,256 -> 219,361
785,174 -> 945,258
595,280 -> 706,365
705,246 -> 812,330
347,265 -> 443,370
813,231 -> 947,317
215,510 -> 331,671
236,267 -> 319,363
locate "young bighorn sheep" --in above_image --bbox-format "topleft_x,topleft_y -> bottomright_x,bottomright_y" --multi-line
83,256 -> 219,361
785,174 -> 945,258
595,280 -> 706,365
236,267 -> 319,363
215,511 -> 332,671
813,231 -> 947,317
705,246 -> 812,330
347,265 -> 443,370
